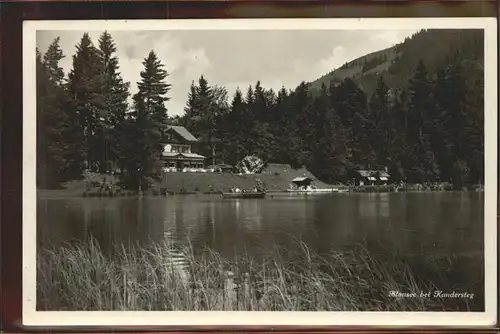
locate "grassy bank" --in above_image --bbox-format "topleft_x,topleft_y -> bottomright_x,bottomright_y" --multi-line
37,238 -> 478,311
159,168 -> 333,194
38,167 -> 337,197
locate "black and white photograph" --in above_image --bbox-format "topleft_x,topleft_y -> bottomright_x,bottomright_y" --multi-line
23,18 -> 496,327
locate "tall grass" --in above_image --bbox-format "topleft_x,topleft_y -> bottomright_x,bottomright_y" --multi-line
37,238 -> 473,311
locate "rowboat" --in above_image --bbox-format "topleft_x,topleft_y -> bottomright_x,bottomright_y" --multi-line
221,191 -> 266,199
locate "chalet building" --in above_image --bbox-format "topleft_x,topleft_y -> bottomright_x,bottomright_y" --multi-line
161,126 -> 206,172
291,176 -> 314,190
356,169 -> 391,186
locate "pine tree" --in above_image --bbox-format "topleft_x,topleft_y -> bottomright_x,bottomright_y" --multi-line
37,42 -> 73,187
121,50 -> 170,191
330,78 -> 371,168
43,37 -> 65,85
368,76 -> 391,166
96,31 -> 130,173
434,59 -> 472,186
182,81 -> 199,130
67,33 -> 104,172
310,83 -> 348,182
388,89 -> 409,181
406,59 -> 439,182
463,74 -> 484,185
217,88 -> 246,164
432,68 -> 455,182
291,81 -> 315,166
271,87 -> 292,164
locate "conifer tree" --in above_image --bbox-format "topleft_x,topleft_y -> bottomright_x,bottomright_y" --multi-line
217,88 -> 246,164
181,81 -> 199,130
388,89 -> 409,181
368,76 -> 391,166
37,42 -> 72,187
43,37 -> 65,85
121,50 -> 170,191
331,78 -> 371,168
406,59 -> 439,182
310,83 -> 348,182
67,33 -> 104,173
96,31 -> 130,173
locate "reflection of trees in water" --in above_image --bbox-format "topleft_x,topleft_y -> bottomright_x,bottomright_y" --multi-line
39,193 -> 484,280
184,196 -> 312,260
37,199 -> 88,250
357,194 -> 378,220
312,195 -> 359,255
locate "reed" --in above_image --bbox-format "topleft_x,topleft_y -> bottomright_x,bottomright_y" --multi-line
37,238 -> 468,311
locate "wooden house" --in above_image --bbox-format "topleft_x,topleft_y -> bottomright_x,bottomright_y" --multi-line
160,126 -> 206,172
291,176 -> 314,190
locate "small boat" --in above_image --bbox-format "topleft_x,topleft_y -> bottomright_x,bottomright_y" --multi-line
221,191 -> 266,199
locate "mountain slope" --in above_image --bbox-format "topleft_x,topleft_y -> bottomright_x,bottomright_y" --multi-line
309,29 -> 484,96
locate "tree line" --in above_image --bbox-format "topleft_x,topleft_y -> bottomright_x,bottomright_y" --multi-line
37,31 -> 484,190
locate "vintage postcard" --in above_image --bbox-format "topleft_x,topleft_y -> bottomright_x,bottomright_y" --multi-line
23,17 -> 497,327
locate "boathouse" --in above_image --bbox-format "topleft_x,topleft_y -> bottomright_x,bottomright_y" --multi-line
160,126 -> 206,172
291,176 -> 314,190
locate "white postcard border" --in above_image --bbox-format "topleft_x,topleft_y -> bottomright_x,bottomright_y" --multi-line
23,17 -> 497,327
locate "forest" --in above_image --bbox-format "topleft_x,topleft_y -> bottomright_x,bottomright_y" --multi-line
36,29 -> 484,190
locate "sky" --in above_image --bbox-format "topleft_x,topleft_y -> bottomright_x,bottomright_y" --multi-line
37,29 -> 421,116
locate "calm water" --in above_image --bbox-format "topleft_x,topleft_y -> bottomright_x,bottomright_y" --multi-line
37,192 -> 485,309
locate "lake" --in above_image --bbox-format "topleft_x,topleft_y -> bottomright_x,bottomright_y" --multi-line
37,191 -> 485,311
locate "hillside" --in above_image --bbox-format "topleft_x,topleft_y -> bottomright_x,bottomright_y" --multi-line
308,29 -> 484,97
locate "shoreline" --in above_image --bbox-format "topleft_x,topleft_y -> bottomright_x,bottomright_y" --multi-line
36,169 -> 484,199
37,185 -> 482,200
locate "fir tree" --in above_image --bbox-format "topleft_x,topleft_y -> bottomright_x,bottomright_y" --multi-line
182,81 -> 199,130
406,59 -> 439,182
121,50 -> 170,191
43,37 -> 65,85
67,33 -> 104,172
96,31 -> 130,173
368,76 -> 391,166
37,43 -> 72,187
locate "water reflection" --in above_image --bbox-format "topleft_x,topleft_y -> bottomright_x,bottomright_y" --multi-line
38,193 -> 483,253
38,192 -> 484,282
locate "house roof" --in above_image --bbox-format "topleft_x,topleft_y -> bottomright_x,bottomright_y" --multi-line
166,125 -> 198,142
292,177 -> 313,183
162,152 -> 180,158
162,152 -> 205,159
357,170 -> 390,178
182,153 -> 205,159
